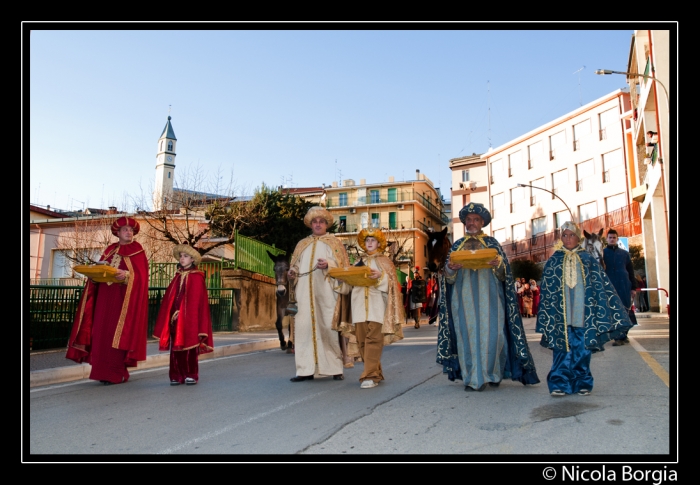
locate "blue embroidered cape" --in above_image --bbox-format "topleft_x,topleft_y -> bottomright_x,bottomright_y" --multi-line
536,245 -> 633,352
436,235 -> 540,385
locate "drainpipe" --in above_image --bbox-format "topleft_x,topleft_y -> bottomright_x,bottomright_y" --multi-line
647,30 -> 670,263
33,224 -> 44,280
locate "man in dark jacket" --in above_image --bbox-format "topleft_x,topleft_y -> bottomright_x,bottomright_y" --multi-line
603,229 -> 637,346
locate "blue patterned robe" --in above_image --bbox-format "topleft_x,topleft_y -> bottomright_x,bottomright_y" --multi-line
436,234 -> 539,387
536,245 -> 633,352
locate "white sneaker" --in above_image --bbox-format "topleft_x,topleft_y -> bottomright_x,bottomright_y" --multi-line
360,380 -> 378,389
185,377 -> 197,385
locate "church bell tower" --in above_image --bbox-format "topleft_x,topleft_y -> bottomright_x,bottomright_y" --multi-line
153,115 -> 177,211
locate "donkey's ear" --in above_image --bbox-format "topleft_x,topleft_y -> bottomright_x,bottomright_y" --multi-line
583,230 -> 591,238
598,228 -> 604,237
440,227 -> 447,236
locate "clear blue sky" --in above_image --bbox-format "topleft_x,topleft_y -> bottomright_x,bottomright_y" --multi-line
27,26 -> 638,212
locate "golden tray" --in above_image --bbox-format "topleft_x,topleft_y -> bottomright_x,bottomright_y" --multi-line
328,266 -> 376,287
73,264 -> 123,284
449,248 -> 499,269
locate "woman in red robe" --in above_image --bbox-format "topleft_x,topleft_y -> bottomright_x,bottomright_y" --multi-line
66,217 -> 149,385
153,243 -> 214,385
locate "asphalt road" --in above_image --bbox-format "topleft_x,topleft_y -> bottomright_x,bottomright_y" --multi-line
26,315 -> 673,461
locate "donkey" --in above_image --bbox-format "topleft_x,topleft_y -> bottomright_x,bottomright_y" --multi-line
582,228 -> 606,270
266,251 -> 294,352
427,227 -> 450,273
426,227 -> 450,325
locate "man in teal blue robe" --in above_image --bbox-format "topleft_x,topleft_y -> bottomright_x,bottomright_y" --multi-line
536,222 -> 633,396
437,203 -> 539,391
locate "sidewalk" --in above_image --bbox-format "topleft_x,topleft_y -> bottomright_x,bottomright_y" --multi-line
29,330 -> 284,388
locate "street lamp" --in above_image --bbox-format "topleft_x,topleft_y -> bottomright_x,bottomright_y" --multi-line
594,69 -> 669,111
517,183 -> 574,222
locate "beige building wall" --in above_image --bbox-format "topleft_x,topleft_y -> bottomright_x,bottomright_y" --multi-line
481,90 -> 631,246
449,154 -> 488,240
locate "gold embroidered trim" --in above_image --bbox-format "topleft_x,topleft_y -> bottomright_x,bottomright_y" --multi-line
309,239 -> 318,365
112,255 -> 134,348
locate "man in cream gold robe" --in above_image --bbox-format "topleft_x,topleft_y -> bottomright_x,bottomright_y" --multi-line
287,207 -> 350,382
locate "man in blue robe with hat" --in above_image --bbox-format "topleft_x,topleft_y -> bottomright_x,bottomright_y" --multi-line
438,203 -> 540,391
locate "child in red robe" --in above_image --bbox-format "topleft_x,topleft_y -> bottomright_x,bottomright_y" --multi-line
153,243 -> 214,385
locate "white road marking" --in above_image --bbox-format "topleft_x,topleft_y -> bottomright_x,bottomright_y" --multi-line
158,391 -> 329,454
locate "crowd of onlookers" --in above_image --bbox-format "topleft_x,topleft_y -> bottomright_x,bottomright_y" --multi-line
515,277 -> 540,318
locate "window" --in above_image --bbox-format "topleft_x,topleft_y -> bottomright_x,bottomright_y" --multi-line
530,177 -> 545,206
599,108 -> 618,140
51,250 -> 71,278
168,172 -> 171,179
512,222 -> 526,242
370,190 -> 380,204
578,201 -> 597,222
576,159 -> 594,191
160,141 -> 163,150
167,141 -> 173,151
371,213 -> 380,228
387,188 -> 397,202
532,216 -> 547,235
510,186 -> 525,213
527,141 -> 543,169
491,192 -> 504,218
549,131 -> 566,159
490,159 -> 503,183
508,150 -> 522,176
605,193 -> 626,214
492,228 -> 506,243
552,169 -> 568,197
461,170 -> 470,182
554,210 -> 569,229
339,192 -> 348,206
338,216 -> 347,232
573,119 -> 591,151
389,212 -> 397,229
602,149 -> 622,183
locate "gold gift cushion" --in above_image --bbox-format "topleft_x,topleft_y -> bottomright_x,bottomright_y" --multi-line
328,266 -> 375,287
73,264 -> 123,283
449,248 -> 500,269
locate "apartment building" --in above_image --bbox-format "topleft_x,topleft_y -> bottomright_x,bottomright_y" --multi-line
479,90 -> 633,250
449,153 -> 487,240
623,29 -> 671,313
323,171 -> 448,276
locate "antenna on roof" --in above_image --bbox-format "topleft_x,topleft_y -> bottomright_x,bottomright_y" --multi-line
573,66 -> 585,106
168,104 -> 172,116
487,81 -> 492,150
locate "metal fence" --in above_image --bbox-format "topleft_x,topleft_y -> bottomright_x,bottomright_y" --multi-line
149,261 -> 234,288
29,285 -> 234,351
234,230 -> 285,278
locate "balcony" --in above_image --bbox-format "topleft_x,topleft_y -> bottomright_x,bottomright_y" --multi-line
576,179 -> 584,192
549,149 -> 556,161
603,171 -> 610,183
573,140 -> 581,151
599,128 -> 607,141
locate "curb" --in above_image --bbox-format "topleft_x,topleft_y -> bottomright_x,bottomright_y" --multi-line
30,338 -> 281,388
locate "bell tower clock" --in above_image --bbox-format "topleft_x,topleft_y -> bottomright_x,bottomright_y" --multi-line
153,115 -> 177,211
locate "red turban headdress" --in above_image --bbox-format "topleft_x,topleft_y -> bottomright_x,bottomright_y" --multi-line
111,216 -> 140,236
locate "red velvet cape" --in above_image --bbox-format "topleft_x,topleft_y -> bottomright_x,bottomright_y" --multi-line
66,241 -> 150,367
153,268 -> 214,353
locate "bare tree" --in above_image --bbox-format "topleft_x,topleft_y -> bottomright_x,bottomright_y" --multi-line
134,163 -> 259,257
54,216 -> 117,267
